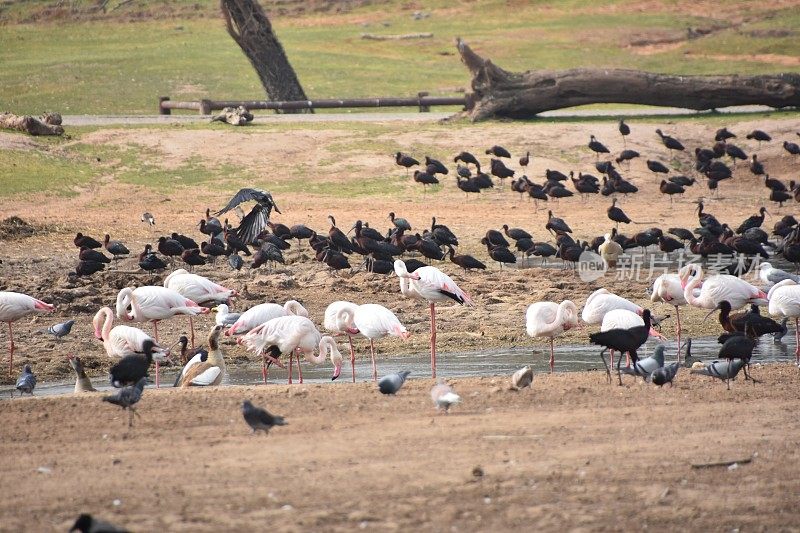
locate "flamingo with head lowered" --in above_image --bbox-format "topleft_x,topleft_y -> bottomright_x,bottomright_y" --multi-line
679,264 -> 767,311
526,300 -> 579,372
650,273 -> 693,355
164,269 -> 236,347
241,315 -> 343,384
93,306 -> 172,386
324,301 -> 360,382
0,291 -> 54,376
394,259 -> 473,378
333,303 -> 410,381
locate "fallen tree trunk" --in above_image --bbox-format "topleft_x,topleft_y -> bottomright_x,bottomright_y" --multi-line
455,38 -> 800,121
0,112 -> 64,136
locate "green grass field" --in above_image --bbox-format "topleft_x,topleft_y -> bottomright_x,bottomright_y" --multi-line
1,0 -> 799,115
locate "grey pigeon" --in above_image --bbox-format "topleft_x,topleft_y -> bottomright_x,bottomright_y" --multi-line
378,370 -> 411,395
772,317 -> 789,343
690,359 -> 745,382
43,319 -> 75,339
141,212 -> 155,228
102,377 -> 146,427
69,513 -> 128,533
621,344 -> 666,379
651,362 -> 680,387
242,400 -> 286,434
228,251 -> 244,271
15,364 -> 36,395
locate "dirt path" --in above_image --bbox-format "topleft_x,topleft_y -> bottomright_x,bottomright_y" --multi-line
2,367 -> 799,531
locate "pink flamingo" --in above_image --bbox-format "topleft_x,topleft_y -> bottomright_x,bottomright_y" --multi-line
767,280 -> 800,363
241,315 -> 343,384
324,301 -> 360,382
226,300 -> 308,337
650,273 -> 694,356
0,291 -> 54,376
92,307 -> 172,385
394,260 -> 472,378
525,300 -> 579,372
580,288 -> 642,368
334,303 -> 409,381
679,264 -> 767,310
115,286 -> 207,386
164,269 -> 236,348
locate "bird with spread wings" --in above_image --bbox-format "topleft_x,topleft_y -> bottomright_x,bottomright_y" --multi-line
215,189 -> 281,245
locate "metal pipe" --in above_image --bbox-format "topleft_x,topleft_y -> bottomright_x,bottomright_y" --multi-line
159,95 -> 467,114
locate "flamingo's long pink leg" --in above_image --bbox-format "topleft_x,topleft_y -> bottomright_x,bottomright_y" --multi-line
288,350 -> 294,384
7,323 -> 14,377
369,339 -> 377,382
430,303 -> 437,378
675,306 -> 682,362
297,350 -> 303,384
152,321 -> 160,388
261,357 -> 268,384
348,335 -> 356,383
549,338 -> 555,373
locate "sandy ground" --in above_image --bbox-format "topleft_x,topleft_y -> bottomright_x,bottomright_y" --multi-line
2,367 -> 800,531
1,114 -> 800,531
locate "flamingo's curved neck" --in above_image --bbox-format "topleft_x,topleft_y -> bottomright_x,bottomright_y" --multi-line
683,267 -> 703,307
94,307 -> 113,340
336,307 -> 355,330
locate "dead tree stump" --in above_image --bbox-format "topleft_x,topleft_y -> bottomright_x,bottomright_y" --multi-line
455,38 -> 800,120
0,112 -> 64,136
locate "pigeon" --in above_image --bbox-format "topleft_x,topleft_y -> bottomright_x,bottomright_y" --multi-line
102,377 -> 146,427
228,251 -> 244,271
510,365 -> 533,390
141,212 -> 155,228
242,400 -> 286,434
41,319 -> 75,339
15,364 -> 36,396
650,362 -> 680,387
69,513 -> 129,533
621,344 -> 666,380
378,370 -> 411,395
430,381 -> 461,413
690,359 -> 745,382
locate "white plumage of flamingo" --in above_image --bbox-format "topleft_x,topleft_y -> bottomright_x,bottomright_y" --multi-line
93,306 -> 172,386
767,279 -> 800,364
581,288 -> 642,325
525,300 -> 578,372
116,286 -> 209,341
600,309 -> 667,367
226,300 -> 308,337
394,260 -> 472,378
679,264 -> 767,311
164,269 -> 236,347
324,301 -> 360,382
0,291 -> 54,376
650,273 -> 688,352
333,303 -> 409,381
241,315 -> 343,384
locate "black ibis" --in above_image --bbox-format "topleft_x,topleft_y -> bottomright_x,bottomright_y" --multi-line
388,212 -> 412,232
157,236 -> 184,261
746,129 -> 771,145
783,141 -> 800,155
104,234 -> 129,260
659,180 -> 684,202
705,300 -> 783,337
668,227 -> 694,242
79,247 -> 111,264
502,224 -> 532,241
456,175 -> 481,195
486,145 -> 511,158
715,127 -> 736,141
447,246 -> 486,271
181,248 -> 206,270
483,240 -> 518,268
214,189 -> 281,246
425,156 -> 448,175
138,245 -> 167,271
736,207 -> 768,234
490,158 -> 515,183
413,170 -> 439,189
453,151 -> 481,172
749,154 -> 765,175
545,211 -> 572,234
74,232 -> 102,249
646,160 -> 669,175
589,309 -> 655,385
472,172 -> 494,189
668,175 -> 695,187
545,168 -> 568,182
588,135 -> 609,158
607,198 -> 631,227
201,241 -> 227,261
75,260 -> 104,277
658,235 -> 684,253
223,231 -> 251,256
519,151 -> 530,167
615,149 -> 639,164
267,221 -> 291,240
364,256 -> 393,275
618,119 -> 630,145
770,189 -> 792,207
655,129 -> 685,152
430,217 -> 459,247
764,175 -> 787,192
252,242 -> 284,270
109,342 -> 155,388
724,143 -> 747,166
484,229 -> 509,248
327,215 -> 353,253
395,152 -> 419,174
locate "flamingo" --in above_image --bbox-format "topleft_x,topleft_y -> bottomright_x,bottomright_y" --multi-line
335,303 -> 410,381
115,286 -> 207,386
525,300 -> 579,372
324,301 -> 360,382
767,279 -> 800,364
679,264 -> 767,311
226,300 -> 308,337
581,288 -> 642,324
0,291 -> 54,376
164,269 -> 236,348
93,307 -> 171,386
650,273 -> 690,355
394,259 -> 473,378
241,315 -> 343,384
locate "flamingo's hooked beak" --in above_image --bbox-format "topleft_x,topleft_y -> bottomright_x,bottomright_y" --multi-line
332,365 -> 342,381
648,327 -> 667,341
